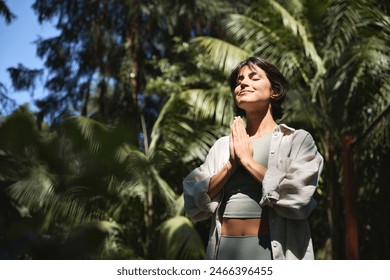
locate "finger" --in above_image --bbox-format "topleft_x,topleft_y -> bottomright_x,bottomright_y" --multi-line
231,118 -> 239,137
235,117 -> 247,141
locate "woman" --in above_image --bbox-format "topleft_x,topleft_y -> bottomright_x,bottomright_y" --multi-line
183,57 -> 324,260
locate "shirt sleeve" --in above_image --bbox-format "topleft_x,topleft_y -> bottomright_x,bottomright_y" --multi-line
260,131 -> 324,220
182,139 -> 226,221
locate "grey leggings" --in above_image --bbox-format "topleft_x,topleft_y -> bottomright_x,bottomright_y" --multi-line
216,235 -> 272,260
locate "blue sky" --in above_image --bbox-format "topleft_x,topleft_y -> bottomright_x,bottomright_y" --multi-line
0,0 -> 57,109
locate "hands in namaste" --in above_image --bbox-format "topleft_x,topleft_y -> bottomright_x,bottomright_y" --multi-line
229,116 -> 253,167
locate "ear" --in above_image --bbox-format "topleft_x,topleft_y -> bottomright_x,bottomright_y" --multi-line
270,89 -> 279,99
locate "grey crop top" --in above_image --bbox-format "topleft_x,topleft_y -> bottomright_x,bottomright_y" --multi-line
222,132 -> 272,218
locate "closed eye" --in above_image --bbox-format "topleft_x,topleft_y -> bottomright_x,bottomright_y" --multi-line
236,73 -> 261,86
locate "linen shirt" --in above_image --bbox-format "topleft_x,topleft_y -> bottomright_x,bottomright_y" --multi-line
183,124 -> 324,260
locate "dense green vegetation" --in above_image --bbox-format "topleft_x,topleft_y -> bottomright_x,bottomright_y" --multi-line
1,0 -> 389,259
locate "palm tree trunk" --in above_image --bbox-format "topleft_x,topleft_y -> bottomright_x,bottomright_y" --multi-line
342,135 -> 359,259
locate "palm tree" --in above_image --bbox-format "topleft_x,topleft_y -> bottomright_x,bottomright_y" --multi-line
189,0 -> 390,259
0,108 -> 164,258
1,80 -> 220,259
1,0 -> 241,259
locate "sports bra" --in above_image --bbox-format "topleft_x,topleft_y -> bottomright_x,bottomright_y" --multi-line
222,132 -> 272,218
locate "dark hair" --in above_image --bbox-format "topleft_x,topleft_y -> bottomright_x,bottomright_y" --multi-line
228,57 -> 287,120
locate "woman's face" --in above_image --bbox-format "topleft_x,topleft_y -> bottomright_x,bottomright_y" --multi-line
233,64 -> 273,113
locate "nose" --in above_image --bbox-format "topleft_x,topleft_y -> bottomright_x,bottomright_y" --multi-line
239,77 -> 249,88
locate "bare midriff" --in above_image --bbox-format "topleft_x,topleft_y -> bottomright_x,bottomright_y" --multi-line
221,217 -> 269,236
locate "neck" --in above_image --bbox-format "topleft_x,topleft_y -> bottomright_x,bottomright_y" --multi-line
245,108 -> 276,138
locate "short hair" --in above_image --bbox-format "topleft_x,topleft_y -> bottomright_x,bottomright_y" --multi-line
228,57 -> 287,120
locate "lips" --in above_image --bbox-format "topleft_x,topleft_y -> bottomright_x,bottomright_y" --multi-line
238,90 -> 253,96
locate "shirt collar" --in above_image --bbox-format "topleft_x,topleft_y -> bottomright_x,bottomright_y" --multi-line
274,123 -> 295,134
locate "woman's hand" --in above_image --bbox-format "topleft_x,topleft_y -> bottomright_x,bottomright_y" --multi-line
231,116 -> 253,166
208,116 -> 266,199
229,130 -> 237,167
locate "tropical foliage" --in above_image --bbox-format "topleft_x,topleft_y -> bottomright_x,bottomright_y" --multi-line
1,0 -> 389,260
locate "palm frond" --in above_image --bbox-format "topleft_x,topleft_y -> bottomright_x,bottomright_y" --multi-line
332,36 -> 390,107
192,36 -> 250,75
64,115 -> 110,156
323,0 -> 360,60
350,37 -> 389,95
371,6 -> 390,40
223,13 -> 314,96
225,14 -> 283,60
148,88 -> 231,168
268,0 -> 325,76
323,0 -> 381,66
96,220 -> 142,259
184,88 -> 233,125
124,150 -> 177,216
6,167 -> 99,230
173,194 -> 185,216
156,216 -> 205,259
